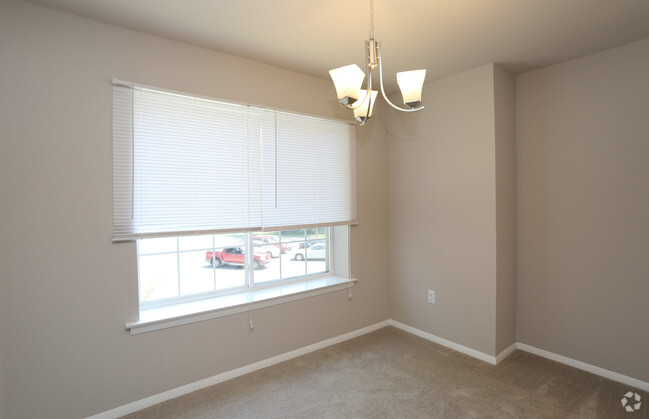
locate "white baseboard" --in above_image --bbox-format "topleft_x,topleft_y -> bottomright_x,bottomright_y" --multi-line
87,320 -> 649,418
86,320 -> 390,419
495,342 -> 518,364
516,343 -> 649,392
388,319 -> 499,365
387,320 -> 649,391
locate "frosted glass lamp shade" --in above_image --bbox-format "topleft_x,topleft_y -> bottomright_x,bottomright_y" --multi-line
329,64 -> 365,104
353,90 -> 378,122
396,69 -> 426,108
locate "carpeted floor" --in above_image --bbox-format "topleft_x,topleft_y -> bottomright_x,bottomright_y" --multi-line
124,326 -> 647,418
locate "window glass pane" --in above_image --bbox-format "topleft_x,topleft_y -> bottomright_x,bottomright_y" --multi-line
282,229 -> 305,279
214,233 -> 244,249
207,233 -> 247,290
213,262 -> 246,290
253,231 -> 287,254
179,250 -> 215,296
138,237 -> 177,255
252,233 -> 278,256
307,227 -> 326,241
306,241 -> 327,275
252,239 -> 277,285
179,235 -> 213,251
280,229 -> 304,247
138,253 -> 178,302
283,230 -> 305,256
284,254 -> 306,278
307,228 -> 328,275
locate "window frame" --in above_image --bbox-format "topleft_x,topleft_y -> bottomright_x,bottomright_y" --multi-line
137,228 -> 333,311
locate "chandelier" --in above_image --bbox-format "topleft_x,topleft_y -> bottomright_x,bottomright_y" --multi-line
329,0 -> 426,125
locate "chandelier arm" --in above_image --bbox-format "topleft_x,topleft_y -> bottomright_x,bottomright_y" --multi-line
377,42 -> 425,113
357,57 -> 373,126
362,60 -> 373,123
338,92 -> 369,110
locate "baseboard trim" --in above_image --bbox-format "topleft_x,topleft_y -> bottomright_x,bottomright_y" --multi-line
87,320 -> 649,418
388,319 -> 499,365
86,320 -> 390,419
386,320 -> 649,391
516,343 -> 649,392
495,342 -> 518,364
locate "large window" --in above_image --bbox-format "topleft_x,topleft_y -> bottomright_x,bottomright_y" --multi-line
138,228 -> 331,308
112,79 -> 356,315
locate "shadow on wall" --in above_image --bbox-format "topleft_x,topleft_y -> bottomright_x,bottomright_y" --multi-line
382,98 -> 425,141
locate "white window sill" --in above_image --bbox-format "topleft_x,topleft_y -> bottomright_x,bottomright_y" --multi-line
125,276 -> 357,335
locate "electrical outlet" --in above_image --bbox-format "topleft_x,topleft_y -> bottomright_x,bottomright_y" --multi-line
427,290 -> 435,304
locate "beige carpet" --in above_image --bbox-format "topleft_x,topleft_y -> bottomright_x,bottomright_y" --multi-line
124,327 -> 647,418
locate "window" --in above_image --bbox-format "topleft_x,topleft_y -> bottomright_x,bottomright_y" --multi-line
113,79 -> 357,328
138,228 -> 332,308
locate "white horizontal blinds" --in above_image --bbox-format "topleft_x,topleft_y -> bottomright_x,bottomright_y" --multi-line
261,112 -> 357,229
113,80 -> 356,240
113,85 -> 135,238
113,85 -> 263,240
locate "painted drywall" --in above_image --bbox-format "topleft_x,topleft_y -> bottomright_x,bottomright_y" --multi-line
0,276 -> 2,419
386,64 -> 499,356
516,38 -> 649,382
494,65 -> 517,354
0,0 -> 389,417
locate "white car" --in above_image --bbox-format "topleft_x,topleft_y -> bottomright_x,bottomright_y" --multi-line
254,240 -> 280,258
254,235 -> 291,254
293,243 -> 326,261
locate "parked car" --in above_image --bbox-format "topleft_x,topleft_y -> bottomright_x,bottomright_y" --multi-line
295,239 -> 325,250
293,243 -> 327,261
254,235 -> 290,253
254,240 -> 280,258
206,247 -> 270,269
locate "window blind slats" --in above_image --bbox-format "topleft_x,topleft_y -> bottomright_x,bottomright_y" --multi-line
112,82 -> 356,241
261,113 -> 357,228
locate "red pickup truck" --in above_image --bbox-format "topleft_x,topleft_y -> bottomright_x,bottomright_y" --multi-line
206,247 -> 270,269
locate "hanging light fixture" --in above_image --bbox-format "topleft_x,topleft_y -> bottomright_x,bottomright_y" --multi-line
329,0 -> 426,125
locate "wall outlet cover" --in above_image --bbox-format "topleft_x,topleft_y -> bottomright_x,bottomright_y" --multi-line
427,290 -> 435,304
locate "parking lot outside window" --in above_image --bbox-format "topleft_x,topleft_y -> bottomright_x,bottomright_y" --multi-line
138,228 -> 331,309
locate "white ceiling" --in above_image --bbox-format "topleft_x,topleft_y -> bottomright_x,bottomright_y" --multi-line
27,0 -> 649,92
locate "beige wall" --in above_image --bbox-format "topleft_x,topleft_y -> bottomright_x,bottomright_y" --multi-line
2,0 -> 648,416
516,38 -> 649,382
0,1 -> 389,417
386,64 -> 500,356
494,65 -> 517,354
